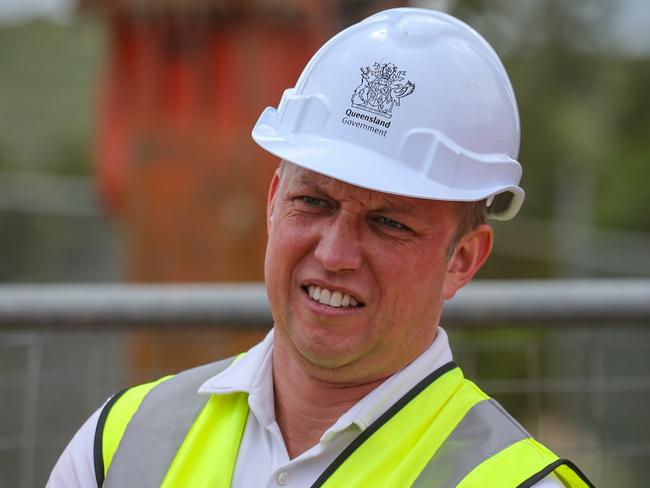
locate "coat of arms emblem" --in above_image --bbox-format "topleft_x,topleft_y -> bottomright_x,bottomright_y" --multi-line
351,62 -> 415,119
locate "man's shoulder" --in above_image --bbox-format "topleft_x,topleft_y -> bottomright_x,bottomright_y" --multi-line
111,354 -> 241,418
170,355 -> 240,387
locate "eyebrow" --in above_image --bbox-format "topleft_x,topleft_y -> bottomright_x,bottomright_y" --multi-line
295,171 -> 328,188
293,172 -> 419,216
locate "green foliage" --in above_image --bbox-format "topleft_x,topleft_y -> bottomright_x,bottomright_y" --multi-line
0,3 -> 649,282
0,18 -> 104,174
450,0 -> 650,278
0,17 -> 113,282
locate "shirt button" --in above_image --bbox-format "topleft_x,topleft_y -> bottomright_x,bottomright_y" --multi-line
277,471 -> 290,485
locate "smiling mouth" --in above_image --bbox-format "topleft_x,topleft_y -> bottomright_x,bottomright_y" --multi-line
302,285 -> 364,309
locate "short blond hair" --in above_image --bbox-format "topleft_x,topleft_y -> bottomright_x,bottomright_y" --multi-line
446,200 -> 487,260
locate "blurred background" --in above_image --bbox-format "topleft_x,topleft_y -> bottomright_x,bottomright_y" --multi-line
1,0 -> 649,486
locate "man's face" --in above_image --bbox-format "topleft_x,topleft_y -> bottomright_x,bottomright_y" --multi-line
265,163 -> 490,383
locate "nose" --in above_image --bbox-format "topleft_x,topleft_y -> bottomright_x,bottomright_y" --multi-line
314,213 -> 363,272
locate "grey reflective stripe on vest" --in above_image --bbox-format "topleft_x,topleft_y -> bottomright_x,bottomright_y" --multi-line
103,356 -> 236,488
411,398 -> 530,487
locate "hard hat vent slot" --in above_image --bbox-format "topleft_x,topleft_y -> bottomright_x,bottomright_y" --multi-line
399,129 -> 460,185
426,143 -> 459,187
277,93 -> 330,136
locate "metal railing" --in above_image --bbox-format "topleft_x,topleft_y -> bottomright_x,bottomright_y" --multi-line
1,279 -> 649,328
1,279 -> 650,487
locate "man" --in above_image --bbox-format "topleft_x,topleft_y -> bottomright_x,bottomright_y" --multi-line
49,8 -> 594,487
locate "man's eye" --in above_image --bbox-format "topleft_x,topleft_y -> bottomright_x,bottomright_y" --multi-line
375,215 -> 410,231
297,196 -> 328,208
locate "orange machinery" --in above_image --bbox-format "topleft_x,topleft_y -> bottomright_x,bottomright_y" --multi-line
83,0 -> 405,378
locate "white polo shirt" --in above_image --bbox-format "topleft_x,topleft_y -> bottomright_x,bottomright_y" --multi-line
47,328 -> 562,487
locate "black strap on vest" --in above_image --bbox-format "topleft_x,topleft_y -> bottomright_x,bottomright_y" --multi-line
310,361 -> 458,488
95,356 -> 236,487
517,458 -> 595,488
93,387 -> 129,487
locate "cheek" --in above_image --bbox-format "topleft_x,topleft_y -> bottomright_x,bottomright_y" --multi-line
264,228 -> 288,292
265,235 -> 290,283
265,220 -> 313,282
264,235 -> 294,326
380,255 -> 448,314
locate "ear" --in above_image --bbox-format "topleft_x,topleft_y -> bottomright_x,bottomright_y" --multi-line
442,224 -> 493,300
266,169 -> 281,233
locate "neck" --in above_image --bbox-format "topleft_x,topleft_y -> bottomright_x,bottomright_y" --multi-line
271,344 -> 387,459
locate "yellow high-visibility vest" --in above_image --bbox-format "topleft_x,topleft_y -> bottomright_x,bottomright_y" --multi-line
95,358 -> 593,487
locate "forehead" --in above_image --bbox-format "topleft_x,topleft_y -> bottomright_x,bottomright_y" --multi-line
279,163 -> 458,219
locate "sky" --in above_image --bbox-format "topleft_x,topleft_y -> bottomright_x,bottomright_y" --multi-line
0,0 -> 75,24
608,0 -> 650,56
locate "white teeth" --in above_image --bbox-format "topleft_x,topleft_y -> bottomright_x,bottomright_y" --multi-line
307,285 -> 360,308
319,289 -> 331,305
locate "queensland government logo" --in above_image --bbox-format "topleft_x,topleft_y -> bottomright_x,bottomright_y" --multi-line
342,62 -> 415,138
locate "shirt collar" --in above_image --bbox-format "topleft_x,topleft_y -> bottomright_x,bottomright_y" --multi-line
198,327 -> 453,443
198,329 -> 277,426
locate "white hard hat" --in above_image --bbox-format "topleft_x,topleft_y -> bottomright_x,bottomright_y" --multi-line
252,8 -> 524,220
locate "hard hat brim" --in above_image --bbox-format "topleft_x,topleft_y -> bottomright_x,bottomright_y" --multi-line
252,107 -> 524,220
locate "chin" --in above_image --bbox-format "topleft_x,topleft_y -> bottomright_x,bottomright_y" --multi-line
302,351 -> 351,370
295,332 -> 371,371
